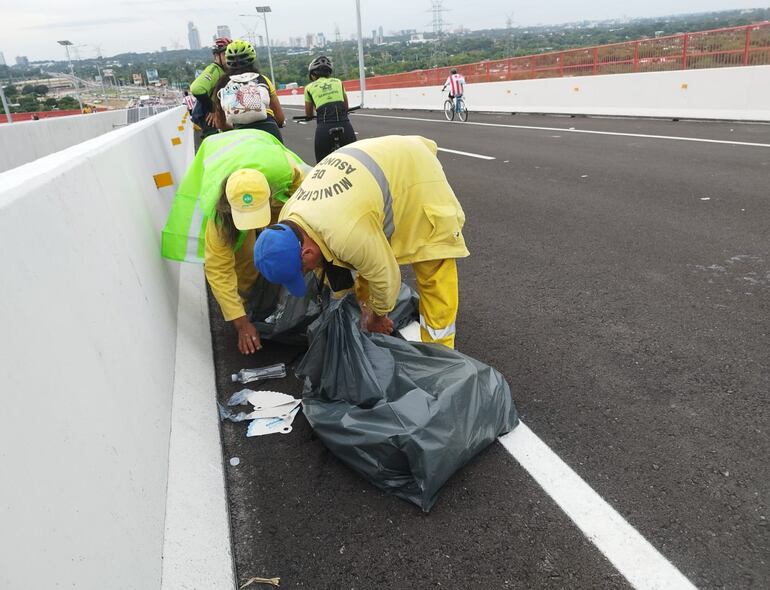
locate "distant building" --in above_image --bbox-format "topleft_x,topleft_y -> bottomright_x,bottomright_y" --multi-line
316,32 -> 326,47
217,25 -> 232,39
258,35 -> 264,47
161,46 -> 168,53
306,33 -> 315,48
378,26 -> 384,43
15,55 -> 29,66
188,22 -> 201,50
371,29 -> 377,42
0,52 -> 5,66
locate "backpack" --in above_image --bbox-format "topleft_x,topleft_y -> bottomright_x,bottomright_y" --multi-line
217,72 -> 271,125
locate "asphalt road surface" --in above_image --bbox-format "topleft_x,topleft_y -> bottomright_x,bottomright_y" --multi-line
208,109 -> 770,589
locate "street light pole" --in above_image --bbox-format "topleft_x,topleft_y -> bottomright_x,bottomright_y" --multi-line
255,6 -> 276,88
0,85 -> 13,123
355,0 -> 366,107
57,40 -> 83,112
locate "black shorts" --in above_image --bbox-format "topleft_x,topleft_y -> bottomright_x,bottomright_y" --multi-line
314,120 -> 356,163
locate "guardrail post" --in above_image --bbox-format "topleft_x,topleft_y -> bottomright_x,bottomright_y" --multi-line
682,33 -> 689,69
531,56 -> 537,79
633,41 -> 639,73
592,47 -> 598,74
743,27 -> 751,66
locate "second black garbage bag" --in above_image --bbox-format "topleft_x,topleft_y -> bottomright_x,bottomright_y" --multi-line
297,287 -> 519,512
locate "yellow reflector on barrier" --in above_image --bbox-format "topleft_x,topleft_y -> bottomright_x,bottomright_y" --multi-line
178,125 -> 185,131
171,137 -> 181,146
153,172 -> 174,188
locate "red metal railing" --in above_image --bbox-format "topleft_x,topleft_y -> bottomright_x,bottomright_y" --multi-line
277,21 -> 770,95
0,109 -> 108,124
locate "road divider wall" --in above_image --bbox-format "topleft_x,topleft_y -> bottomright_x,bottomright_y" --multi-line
0,107 -> 206,589
279,65 -> 770,121
0,109 -> 129,173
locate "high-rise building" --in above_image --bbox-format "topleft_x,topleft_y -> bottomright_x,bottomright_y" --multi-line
216,25 -> 232,39
0,52 -> 5,66
15,56 -> 29,66
306,33 -> 314,48
316,32 -> 326,47
378,26 -> 384,43
372,30 -> 377,43
187,22 -> 201,50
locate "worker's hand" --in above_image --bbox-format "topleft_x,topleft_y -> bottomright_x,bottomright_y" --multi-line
233,316 -> 262,354
365,312 -> 394,335
205,112 -> 216,126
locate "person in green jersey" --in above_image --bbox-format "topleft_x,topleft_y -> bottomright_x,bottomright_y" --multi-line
161,129 -> 310,353
303,55 -> 357,162
190,37 -> 230,137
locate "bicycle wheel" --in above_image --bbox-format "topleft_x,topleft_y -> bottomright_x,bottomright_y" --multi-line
443,99 -> 455,121
457,99 -> 469,122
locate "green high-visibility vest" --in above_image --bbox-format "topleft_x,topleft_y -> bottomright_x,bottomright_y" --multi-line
161,129 -> 307,263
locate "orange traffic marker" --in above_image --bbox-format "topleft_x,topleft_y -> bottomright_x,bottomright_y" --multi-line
153,172 -> 174,188
171,137 -> 182,146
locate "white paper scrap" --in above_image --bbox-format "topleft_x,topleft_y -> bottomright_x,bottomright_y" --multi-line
247,406 -> 300,437
246,390 -> 296,410
246,399 -> 301,419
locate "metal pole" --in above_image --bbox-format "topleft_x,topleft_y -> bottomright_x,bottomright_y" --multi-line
355,0 -> 366,106
0,86 -> 13,123
263,14 -> 276,87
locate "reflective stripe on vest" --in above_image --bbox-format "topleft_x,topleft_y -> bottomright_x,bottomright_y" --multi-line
335,146 -> 394,240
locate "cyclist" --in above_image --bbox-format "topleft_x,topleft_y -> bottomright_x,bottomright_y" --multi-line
212,39 -> 286,143
303,55 -> 356,163
441,68 -> 466,115
190,37 -> 230,136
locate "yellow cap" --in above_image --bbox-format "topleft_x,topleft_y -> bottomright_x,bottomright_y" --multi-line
225,169 -> 272,230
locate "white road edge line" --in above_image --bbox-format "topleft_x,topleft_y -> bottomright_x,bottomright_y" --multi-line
437,147 -> 495,160
353,112 -> 770,149
499,423 -> 698,590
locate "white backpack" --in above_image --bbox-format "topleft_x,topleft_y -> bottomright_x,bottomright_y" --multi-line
218,72 -> 271,125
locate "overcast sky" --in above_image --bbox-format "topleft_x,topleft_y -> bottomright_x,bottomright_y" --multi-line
2,1 -> 768,62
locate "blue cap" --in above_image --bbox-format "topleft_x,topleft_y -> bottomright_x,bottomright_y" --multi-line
253,224 -> 307,297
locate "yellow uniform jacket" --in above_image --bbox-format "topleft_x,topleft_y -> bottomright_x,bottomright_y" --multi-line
279,135 -> 469,316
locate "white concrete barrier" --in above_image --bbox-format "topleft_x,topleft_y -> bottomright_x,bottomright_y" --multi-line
0,110 -> 128,173
0,107 -> 232,589
280,65 -> 770,121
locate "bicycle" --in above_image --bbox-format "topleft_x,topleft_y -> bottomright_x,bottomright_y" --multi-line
443,95 -> 468,122
292,105 -> 361,152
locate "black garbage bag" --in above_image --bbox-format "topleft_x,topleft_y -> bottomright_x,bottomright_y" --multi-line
297,287 -> 519,512
246,273 -> 326,345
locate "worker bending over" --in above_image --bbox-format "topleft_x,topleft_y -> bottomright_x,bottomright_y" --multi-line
253,135 -> 469,348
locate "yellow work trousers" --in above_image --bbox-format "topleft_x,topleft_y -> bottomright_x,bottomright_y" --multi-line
413,258 -> 458,349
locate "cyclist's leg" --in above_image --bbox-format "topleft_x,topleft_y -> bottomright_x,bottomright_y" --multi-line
314,122 -> 335,163
455,94 -> 462,113
339,120 -> 357,147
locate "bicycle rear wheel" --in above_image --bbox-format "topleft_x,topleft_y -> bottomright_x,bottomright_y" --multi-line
457,99 -> 469,122
443,99 -> 455,121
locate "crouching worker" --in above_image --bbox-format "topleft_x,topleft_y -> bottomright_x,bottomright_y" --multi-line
253,135 -> 469,348
161,129 -> 310,353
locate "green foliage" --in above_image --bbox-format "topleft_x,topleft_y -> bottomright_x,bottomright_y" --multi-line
3,84 -> 17,97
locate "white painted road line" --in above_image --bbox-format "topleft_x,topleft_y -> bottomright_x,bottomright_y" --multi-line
353,112 -> 770,149
499,423 -> 698,590
437,147 -> 495,160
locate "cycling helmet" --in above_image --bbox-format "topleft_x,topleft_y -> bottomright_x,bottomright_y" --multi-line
225,39 -> 257,68
450,68 -> 458,74
308,55 -> 333,78
212,37 -> 232,54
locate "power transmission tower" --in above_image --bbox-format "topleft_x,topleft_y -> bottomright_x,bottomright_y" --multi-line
334,23 -> 349,78
428,1 -> 450,67
505,13 -> 516,58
